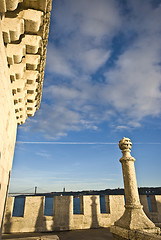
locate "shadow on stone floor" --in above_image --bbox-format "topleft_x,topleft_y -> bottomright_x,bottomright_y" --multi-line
57,228 -> 113,240
2,228 -> 114,240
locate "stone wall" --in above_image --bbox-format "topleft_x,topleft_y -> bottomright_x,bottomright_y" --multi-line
3,194 -> 161,234
140,195 -> 161,225
3,195 -> 125,233
0,0 -> 52,233
0,21 -> 17,231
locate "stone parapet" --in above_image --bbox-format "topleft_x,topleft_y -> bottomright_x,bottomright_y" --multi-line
0,0 -> 52,125
2,195 -> 124,233
2,194 -> 161,234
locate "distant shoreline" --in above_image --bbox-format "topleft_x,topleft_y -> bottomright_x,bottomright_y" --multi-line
9,186 -> 161,197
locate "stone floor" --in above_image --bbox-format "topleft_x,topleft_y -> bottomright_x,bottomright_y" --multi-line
2,228 -> 114,240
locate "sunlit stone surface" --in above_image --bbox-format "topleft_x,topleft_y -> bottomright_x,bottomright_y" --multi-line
111,137 -> 160,240
0,0 -> 52,233
1,0 -> 52,125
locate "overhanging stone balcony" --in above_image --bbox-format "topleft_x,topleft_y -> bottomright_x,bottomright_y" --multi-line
1,0 -> 52,125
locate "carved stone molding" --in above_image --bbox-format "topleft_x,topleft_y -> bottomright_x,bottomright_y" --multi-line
0,0 -> 52,124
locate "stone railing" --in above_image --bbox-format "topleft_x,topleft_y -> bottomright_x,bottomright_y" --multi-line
1,0 -> 52,124
2,194 -> 161,233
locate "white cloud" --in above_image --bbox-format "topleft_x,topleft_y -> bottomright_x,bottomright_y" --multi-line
44,85 -> 80,101
115,125 -> 130,131
46,0 -> 121,76
46,45 -> 75,77
52,0 -> 121,41
24,101 -> 100,140
103,8 -> 161,124
80,49 -> 111,72
22,0 -> 161,138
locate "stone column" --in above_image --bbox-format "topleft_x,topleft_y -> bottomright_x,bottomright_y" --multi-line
111,137 -> 160,237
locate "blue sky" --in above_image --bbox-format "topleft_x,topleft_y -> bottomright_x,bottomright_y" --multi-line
9,0 -> 161,193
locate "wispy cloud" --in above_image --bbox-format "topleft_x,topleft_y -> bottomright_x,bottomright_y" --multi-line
16,141 -> 161,145
17,141 -> 117,144
35,151 -> 52,158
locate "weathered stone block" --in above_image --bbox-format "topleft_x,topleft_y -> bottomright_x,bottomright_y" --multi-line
2,17 -> 24,43
19,9 -> 43,33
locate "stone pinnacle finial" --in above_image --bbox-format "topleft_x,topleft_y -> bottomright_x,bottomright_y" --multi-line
119,137 -> 132,151
111,137 -> 160,238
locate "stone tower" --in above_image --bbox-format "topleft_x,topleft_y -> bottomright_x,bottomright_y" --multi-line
0,0 -> 52,233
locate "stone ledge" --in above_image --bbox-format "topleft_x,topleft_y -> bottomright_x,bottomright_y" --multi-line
110,225 -> 161,240
0,0 -> 52,13
40,236 -> 59,240
3,236 -> 59,240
